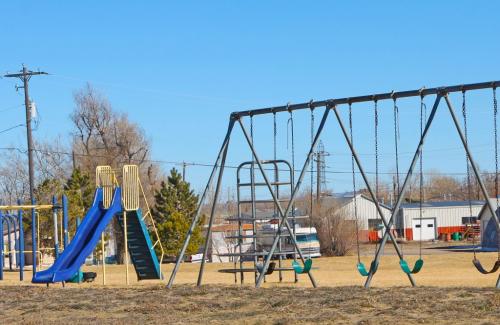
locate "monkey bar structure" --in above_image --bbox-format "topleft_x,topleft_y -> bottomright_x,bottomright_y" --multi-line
167,80 -> 500,289
216,159 -> 302,284
0,199 -> 69,282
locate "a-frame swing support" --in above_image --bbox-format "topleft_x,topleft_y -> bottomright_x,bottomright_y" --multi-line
443,95 -> 500,289
167,80 -> 500,289
361,95 -> 442,288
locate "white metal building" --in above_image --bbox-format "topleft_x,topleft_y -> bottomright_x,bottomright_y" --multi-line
397,201 -> 484,240
477,199 -> 500,249
211,223 -> 253,263
2,227 -> 20,268
322,193 -> 392,241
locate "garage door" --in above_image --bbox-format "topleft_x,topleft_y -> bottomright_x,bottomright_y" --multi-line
412,218 -> 435,240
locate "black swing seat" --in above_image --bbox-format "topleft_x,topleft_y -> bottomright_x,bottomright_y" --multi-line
83,272 -> 97,282
256,262 -> 276,275
472,258 -> 500,274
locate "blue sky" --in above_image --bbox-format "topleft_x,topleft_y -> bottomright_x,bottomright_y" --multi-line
1,1 -> 499,197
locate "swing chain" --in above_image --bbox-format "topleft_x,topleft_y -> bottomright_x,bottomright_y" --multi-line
250,114 -> 254,144
273,112 -> 277,161
493,87 -> 498,205
349,103 -> 361,263
462,91 -> 476,257
309,104 -> 315,220
287,110 -> 295,172
419,96 -> 426,255
493,87 -> 500,261
374,100 -> 379,200
374,100 -> 380,248
393,97 -> 401,199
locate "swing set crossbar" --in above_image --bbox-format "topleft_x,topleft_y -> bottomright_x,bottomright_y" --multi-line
231,80 -> 500,118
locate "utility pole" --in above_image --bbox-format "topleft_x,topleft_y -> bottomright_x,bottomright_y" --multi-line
182,162 -> 187,181
315,141 -> 330,203
4,65 -> 48,204
72,150 -> 77,170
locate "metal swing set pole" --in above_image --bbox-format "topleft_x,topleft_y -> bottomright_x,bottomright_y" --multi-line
331,104 -> 418,287
167,119 -> 235,288
196,126 -> 231,286
443,94 -> 500,289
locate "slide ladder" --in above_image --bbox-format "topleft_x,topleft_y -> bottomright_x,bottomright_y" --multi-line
122,165 -> 164,280
32,165 -> 164,284
117,209 -> 162,280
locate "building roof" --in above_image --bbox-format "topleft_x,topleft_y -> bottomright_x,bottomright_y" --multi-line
401,200 -> 485,209
476,198 -> 500,220
322,192 -> 392,211
212,223 -> 254,232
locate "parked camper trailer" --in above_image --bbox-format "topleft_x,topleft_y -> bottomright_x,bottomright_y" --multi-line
256,224 -> 321,258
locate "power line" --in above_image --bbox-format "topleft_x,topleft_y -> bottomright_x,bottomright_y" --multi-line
0,146 -> 492,177
0,124 -> 24,135
0,104 -> 23,113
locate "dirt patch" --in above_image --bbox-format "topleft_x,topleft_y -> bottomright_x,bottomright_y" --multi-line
0,285 -> 498,324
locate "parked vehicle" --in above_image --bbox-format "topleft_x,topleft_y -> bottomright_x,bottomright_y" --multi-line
256,225 -> 321,259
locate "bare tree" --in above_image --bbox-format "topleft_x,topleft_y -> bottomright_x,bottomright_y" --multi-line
0,149 -> 29,204
34,138 -> 71,182
70,84 -> 163,262
312,202 -> 356,256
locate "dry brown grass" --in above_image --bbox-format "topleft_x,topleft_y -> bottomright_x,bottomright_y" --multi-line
0,252 -> 499,324
0,285 -> 498,324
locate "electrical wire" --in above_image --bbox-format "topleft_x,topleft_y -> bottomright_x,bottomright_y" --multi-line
0,124 -> 24,135
0,146 -> 496,176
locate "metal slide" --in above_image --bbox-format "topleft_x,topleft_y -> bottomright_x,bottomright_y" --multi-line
32,187 -> 122,283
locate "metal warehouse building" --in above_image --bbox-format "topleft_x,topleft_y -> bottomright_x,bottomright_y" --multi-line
323,193 -> 392,241
477,199 -> 500,249
396,201 -> 484,240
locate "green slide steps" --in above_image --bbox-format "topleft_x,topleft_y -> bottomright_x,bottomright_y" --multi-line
399,258 -> 424,274
292,258 -> 312,274
117,209 -> 162,280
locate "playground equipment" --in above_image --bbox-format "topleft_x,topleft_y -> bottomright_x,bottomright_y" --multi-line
167,80 -> 500,289
462,89 -> 500,275
216,159 -> 313,283
32,165 -> 163,284
172,104 -> 318,288
352,96 -> 426,277
0,198 -> 68,282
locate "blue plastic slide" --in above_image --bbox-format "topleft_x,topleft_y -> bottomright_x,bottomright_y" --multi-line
32,187 -> 123,283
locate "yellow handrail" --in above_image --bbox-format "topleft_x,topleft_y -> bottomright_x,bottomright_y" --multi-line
94,164 -> 165,279
137,172 -> 165,267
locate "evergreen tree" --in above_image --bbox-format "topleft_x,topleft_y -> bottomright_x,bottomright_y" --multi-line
64,168 -> 95,234
152,168 -> 203,256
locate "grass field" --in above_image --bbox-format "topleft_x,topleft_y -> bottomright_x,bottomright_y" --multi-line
1,251 -> 499,324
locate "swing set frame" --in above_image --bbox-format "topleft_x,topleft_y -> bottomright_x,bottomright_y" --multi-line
167,80 -> 500,289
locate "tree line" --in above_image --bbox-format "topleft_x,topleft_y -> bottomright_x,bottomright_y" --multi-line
1,84 -> 498,261
0,84 -> 202,261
